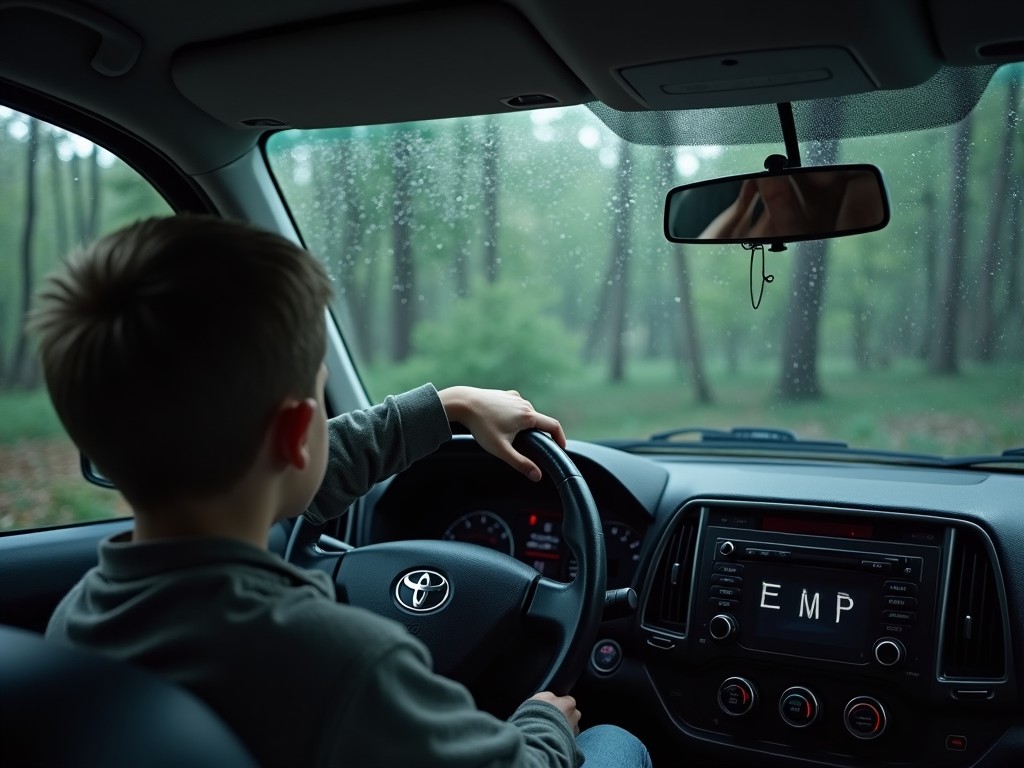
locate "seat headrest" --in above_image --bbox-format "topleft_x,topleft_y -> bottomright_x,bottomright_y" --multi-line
0,625 -> 257,767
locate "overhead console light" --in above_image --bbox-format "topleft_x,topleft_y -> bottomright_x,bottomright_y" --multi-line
240,117 -> 290,128
620,47 -> 875,110
502,94 -> 560,108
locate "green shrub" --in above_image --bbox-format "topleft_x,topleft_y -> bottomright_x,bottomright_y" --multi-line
409,280 -> 580,394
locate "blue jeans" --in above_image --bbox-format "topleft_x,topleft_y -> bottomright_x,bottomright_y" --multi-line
577,724 -> 652,767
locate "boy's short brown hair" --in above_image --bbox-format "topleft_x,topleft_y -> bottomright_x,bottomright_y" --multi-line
29,215 -> 333,510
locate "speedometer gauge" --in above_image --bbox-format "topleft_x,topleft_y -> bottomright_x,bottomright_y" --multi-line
604,521 -> 642,585
443,511 -> 515,556
566,521 -> 643,588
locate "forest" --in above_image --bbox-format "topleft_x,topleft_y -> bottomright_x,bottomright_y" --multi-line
1,65 -> 1022,528
268,66 -> 1023,449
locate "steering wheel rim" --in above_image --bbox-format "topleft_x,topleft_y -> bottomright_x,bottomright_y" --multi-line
285,429 -> 606,696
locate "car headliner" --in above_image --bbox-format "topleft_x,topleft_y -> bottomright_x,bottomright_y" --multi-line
0,0 -> 1022,177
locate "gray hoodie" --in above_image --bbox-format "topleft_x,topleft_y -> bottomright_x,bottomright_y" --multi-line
46,384 -> 581,768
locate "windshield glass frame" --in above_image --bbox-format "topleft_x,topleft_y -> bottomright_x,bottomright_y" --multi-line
264,65 -> 1024,462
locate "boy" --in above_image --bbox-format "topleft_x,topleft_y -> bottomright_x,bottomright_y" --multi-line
32,216 -> 650,767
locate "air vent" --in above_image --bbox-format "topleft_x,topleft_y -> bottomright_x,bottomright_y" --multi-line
643,512 -> 697,634
940,529 -> 1006,679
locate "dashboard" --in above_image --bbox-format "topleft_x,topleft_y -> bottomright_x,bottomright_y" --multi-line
350,436 -> 1024,768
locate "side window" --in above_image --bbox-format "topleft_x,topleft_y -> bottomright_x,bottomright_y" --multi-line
0,107 -> 171,531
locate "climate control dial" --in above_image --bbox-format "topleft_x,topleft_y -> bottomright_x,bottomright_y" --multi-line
718,677 -> 757,717
844,696 -> 888,740
779,686 -> 820,728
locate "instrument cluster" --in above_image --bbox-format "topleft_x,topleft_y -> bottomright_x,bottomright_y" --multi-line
442,508 -> 643,589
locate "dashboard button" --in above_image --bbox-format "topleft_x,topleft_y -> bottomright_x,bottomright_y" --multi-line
718,677 -> 756,716
719,541 -> 736,556
714,562 -> 744,576
882,610 -> 916,624
861,560 -> 893,573
885,580 -> 918,596
710,597 -> 739,612
711,574 -> 743,587
710,586 -> 741,599
895,557 -> 922,580
883,595 -> 918,610
590,639 -> 622,675
945,735 -> 967,751
779,686 -> 820,728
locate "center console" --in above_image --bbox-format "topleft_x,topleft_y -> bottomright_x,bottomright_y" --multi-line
641,502 -> 1012,766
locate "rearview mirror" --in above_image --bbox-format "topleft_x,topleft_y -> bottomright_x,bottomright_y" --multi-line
80,453 -> 116,489
664,164 -> 889,245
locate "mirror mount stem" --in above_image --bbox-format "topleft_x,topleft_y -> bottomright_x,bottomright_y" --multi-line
775,102 -> 801,168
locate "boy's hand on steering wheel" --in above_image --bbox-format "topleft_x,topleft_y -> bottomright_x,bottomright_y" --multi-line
437,386 -> 566,482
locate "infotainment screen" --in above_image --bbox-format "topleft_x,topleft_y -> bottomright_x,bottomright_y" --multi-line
740,563 -> 873,662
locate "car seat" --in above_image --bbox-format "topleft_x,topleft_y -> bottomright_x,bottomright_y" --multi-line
0,624 -> 257,767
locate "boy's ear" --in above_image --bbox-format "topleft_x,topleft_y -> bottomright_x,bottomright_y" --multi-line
273,398 -> 317,469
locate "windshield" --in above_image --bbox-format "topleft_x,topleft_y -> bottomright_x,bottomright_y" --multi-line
266,65 -> 1023,458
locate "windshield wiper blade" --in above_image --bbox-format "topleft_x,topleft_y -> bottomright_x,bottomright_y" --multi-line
648,426 -> 849,450
604,430 -> 1024,471
600,427 -> 952,464
942,447 -> 1024,469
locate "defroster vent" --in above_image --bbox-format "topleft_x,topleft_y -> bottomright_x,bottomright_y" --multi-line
644,512 -> 697,634
940,528 -> 1006,679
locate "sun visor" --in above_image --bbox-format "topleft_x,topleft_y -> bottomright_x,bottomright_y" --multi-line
171,4 -> 589,129
931,0 -> 1024,65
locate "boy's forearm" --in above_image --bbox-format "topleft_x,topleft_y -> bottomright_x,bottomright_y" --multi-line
304,384 -> 451,525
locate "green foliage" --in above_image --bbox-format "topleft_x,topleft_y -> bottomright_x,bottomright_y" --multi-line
0,388 -> 63,442
408,279 -> 581,393
533,357 -> 1024,456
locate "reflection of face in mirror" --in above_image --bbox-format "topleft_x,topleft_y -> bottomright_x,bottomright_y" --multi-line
667,167 -> 887,243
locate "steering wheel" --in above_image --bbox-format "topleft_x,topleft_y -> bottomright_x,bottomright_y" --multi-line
285,430 -> 606,703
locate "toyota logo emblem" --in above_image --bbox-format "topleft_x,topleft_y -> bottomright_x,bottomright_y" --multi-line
394,569 -> 451,613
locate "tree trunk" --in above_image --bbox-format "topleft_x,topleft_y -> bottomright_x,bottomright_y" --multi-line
673,249 -> 713,403
661,147 -> 713,402
48,130 -> 70,257
325,147 -> 374,364
852,297 -> 870,371
454,120 -> 471,298
86,144 -> 102,242
390,129 -> 416,362
996,171 -> 1022,340
582,263 -> 614,364
11,118 -> 40,388
916,184 -> 938,359
607,140 -> 634,382
777,129 -> 839,400
481,115 -> 500,283
69,151 -> 88,246
975,79 -> 1018,361
929,116 -> 972,375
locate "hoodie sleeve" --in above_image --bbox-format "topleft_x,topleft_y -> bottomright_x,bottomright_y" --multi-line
304,384 -> 452,525
322,639 -> 582,768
